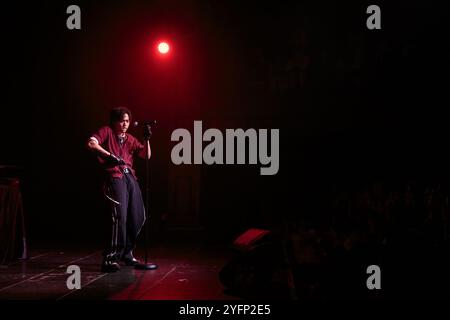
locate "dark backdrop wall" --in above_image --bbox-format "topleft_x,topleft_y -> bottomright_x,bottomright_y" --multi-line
2,0 -> 449,247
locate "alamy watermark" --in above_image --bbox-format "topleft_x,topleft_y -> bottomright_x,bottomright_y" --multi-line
66,265 -> 81,290
171,121 -> 279,176
366,264 -> 381,290
366,5 -> 381,30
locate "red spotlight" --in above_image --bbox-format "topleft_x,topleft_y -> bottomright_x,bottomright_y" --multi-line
157,42 -> 170,54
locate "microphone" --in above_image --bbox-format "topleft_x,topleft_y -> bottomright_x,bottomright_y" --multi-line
133,120 -> 157,127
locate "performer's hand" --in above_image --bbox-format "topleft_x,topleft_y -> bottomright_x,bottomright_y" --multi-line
108,153 -> 125,165
144,125 -> 152,141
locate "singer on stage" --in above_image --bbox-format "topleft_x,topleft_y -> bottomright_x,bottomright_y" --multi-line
87,107 -> 151,272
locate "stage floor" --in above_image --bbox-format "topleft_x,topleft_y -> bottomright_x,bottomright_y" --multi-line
0,244 -> 238,300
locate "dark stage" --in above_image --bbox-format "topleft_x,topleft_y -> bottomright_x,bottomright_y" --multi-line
1,0 -> 450,304
0,243 -> 235,300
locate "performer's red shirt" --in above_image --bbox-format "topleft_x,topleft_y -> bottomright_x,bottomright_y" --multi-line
90,126 -> 144,179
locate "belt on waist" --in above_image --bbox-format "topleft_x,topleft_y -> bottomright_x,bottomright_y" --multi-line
122,167 -> 130,174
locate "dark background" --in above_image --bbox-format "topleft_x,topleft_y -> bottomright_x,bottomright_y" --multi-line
2,0 -> 449,297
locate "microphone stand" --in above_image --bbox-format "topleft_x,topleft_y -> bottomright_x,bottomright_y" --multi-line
135,124 -> 158,270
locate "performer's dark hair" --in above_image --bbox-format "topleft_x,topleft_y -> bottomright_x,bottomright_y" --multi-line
110,106 -> 132,125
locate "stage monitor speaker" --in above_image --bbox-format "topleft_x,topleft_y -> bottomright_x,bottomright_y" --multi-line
220,228 -> 287,298
232,228 -> 271,252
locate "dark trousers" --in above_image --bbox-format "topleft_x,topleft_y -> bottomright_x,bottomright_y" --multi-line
104,173 -> 146,262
